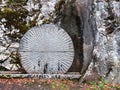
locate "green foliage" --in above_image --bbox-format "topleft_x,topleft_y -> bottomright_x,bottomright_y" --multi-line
0,66 -> 9,71
89,77 -> 107,90
0,7 -> 28,42
42,19 -> 51,24
0,75 -> 13,79
97,78 -> 107,90
0,4 -> 38,42
50,82 -> 69,90
111,85 -> 120,90
0,7 -> 28,33
0,1 -> 39,71
88,77 -> 120,90
7,0 -> 28,5
2,7 -> 13,12
28,12 -> 40,28
10,53 -> 20,64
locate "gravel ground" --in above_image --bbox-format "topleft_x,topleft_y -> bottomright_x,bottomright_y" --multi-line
0,78 -> 119,90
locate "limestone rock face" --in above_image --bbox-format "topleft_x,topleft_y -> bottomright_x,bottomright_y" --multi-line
0,0 -> 59,70
84,0 -> 120,84
59,0 -> 95,74
0,0 -> 120,84
59,0 -> 120,84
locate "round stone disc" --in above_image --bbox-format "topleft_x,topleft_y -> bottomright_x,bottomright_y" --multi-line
19,24 -> 74,74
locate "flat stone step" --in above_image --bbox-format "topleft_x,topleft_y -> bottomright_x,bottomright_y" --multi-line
0,71 -> 21,74
0,74 -> 81,79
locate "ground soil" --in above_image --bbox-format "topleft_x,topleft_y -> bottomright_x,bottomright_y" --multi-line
0,78 -> 119,90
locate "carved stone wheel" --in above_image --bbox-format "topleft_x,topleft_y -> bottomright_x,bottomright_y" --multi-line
19,24 -> 74,74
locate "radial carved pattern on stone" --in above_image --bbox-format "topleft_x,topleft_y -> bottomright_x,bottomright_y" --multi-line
19,24 -> 74,74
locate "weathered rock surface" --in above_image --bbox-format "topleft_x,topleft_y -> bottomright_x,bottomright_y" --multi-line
0,0 -> 120,84
58,0 -> 120,84
57,0 -> 95,74
84,0 -> 120,84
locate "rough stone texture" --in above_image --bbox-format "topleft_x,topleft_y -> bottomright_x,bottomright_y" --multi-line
0,74 -> 80,79
59,0 -> 95,74
0,0 -> 120,84
93,0 -> 120,84
84,0 -> 120,84
75,0 -> 96,74
0,0 -> 59,70
59,0 -> 120,84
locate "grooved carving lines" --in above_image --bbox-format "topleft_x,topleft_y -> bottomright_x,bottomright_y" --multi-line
19,24 -> 74,74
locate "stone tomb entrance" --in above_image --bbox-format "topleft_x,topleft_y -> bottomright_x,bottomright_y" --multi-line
19,24 -> 74,74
